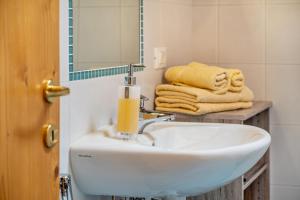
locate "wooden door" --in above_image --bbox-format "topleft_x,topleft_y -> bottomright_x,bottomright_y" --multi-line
0,0 -> 60,199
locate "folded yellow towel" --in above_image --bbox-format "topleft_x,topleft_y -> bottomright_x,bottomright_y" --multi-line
227,68 -> 245,92
165,63 -> 229,95
156,84 -> 254,103
155,100 -> 253,116
189,62 -> 245,93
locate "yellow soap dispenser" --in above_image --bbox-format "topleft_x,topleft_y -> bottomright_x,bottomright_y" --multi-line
117,64 -> 141,138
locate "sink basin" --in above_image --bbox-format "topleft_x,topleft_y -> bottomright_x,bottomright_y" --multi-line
70,122 -> 271,197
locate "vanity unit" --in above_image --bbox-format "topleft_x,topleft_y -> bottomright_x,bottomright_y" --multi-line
174,101 -> 272,200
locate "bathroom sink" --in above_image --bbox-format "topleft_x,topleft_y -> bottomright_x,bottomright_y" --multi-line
70,122 -> 270,197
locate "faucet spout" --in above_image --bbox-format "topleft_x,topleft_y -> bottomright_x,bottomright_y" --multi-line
139,94 -> 175,134
138,112 -> 175,134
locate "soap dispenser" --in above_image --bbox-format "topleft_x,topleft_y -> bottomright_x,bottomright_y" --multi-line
117,64 -> 141,138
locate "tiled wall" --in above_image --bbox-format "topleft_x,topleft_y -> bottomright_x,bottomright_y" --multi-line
60,0 -> 192,199
191,0 -> 300,199
73,0 -> 140,70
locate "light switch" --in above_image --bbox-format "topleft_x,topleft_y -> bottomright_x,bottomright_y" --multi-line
154,47 -> 167,69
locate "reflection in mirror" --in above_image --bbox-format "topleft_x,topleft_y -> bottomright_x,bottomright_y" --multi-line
73,0 -> 141,71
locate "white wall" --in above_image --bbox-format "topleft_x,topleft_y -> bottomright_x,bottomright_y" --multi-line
191,0 -> 300,199
60,0 -> 192,199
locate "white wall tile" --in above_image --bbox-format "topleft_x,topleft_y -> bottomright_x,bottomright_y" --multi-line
160,0 -> 193,66
219,0 -> 265,5
270,125 -> 300,186
267,0 -> 300,4
218,4 -> 265,64
143,0 -> 161,68
267,3 -> 300,64
271,185 -> 300,200
192,0 -> 218,6
192,6 -> 218,63
161,0 -> 193,6
266,65 -> 300,125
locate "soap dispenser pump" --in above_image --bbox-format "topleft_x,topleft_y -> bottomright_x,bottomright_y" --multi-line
116,64 -> 142,138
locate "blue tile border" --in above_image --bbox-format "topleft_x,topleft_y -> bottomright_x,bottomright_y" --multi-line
68,0 -> 144,81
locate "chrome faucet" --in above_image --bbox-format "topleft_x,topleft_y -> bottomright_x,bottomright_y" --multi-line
138,95 -> 175,134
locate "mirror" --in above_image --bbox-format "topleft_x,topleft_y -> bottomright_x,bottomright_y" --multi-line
70,0 -> 143,75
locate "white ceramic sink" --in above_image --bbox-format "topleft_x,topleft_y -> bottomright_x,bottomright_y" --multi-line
70,122 -> 271,197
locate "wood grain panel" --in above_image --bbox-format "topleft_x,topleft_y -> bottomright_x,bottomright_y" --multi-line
187,178 -> 243,200
243,157 -> 267,187
244,110 -> 270,200
0,0 -> 59,199
244,171 -> 268,200
0,4 -> 8,198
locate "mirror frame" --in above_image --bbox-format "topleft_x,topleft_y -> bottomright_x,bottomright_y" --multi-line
68,0 -> 144,81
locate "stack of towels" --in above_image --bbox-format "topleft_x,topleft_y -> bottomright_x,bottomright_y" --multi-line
155,62 -> 254,115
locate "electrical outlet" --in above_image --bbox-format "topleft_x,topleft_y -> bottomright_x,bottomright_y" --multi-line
154,47 -> 167,69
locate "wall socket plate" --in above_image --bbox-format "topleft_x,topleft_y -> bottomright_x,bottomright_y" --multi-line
154,47 -> 167,69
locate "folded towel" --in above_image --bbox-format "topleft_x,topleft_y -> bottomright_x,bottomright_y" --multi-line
156,84 -> 254,103
188,62 -> 246,93
165,63 -> 229,94
227,68 -> 245,92
155,100 -> 253,116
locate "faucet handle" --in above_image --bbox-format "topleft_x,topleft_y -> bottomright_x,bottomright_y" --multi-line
140,95 -> 149,101
140,95 -> 149,111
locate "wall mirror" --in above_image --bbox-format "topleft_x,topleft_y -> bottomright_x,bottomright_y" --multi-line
68,0 -> 144,81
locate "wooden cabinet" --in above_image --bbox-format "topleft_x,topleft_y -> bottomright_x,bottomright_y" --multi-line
174,101 -> 272,200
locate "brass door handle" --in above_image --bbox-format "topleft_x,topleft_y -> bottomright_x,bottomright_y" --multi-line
43,80 -> 70,103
